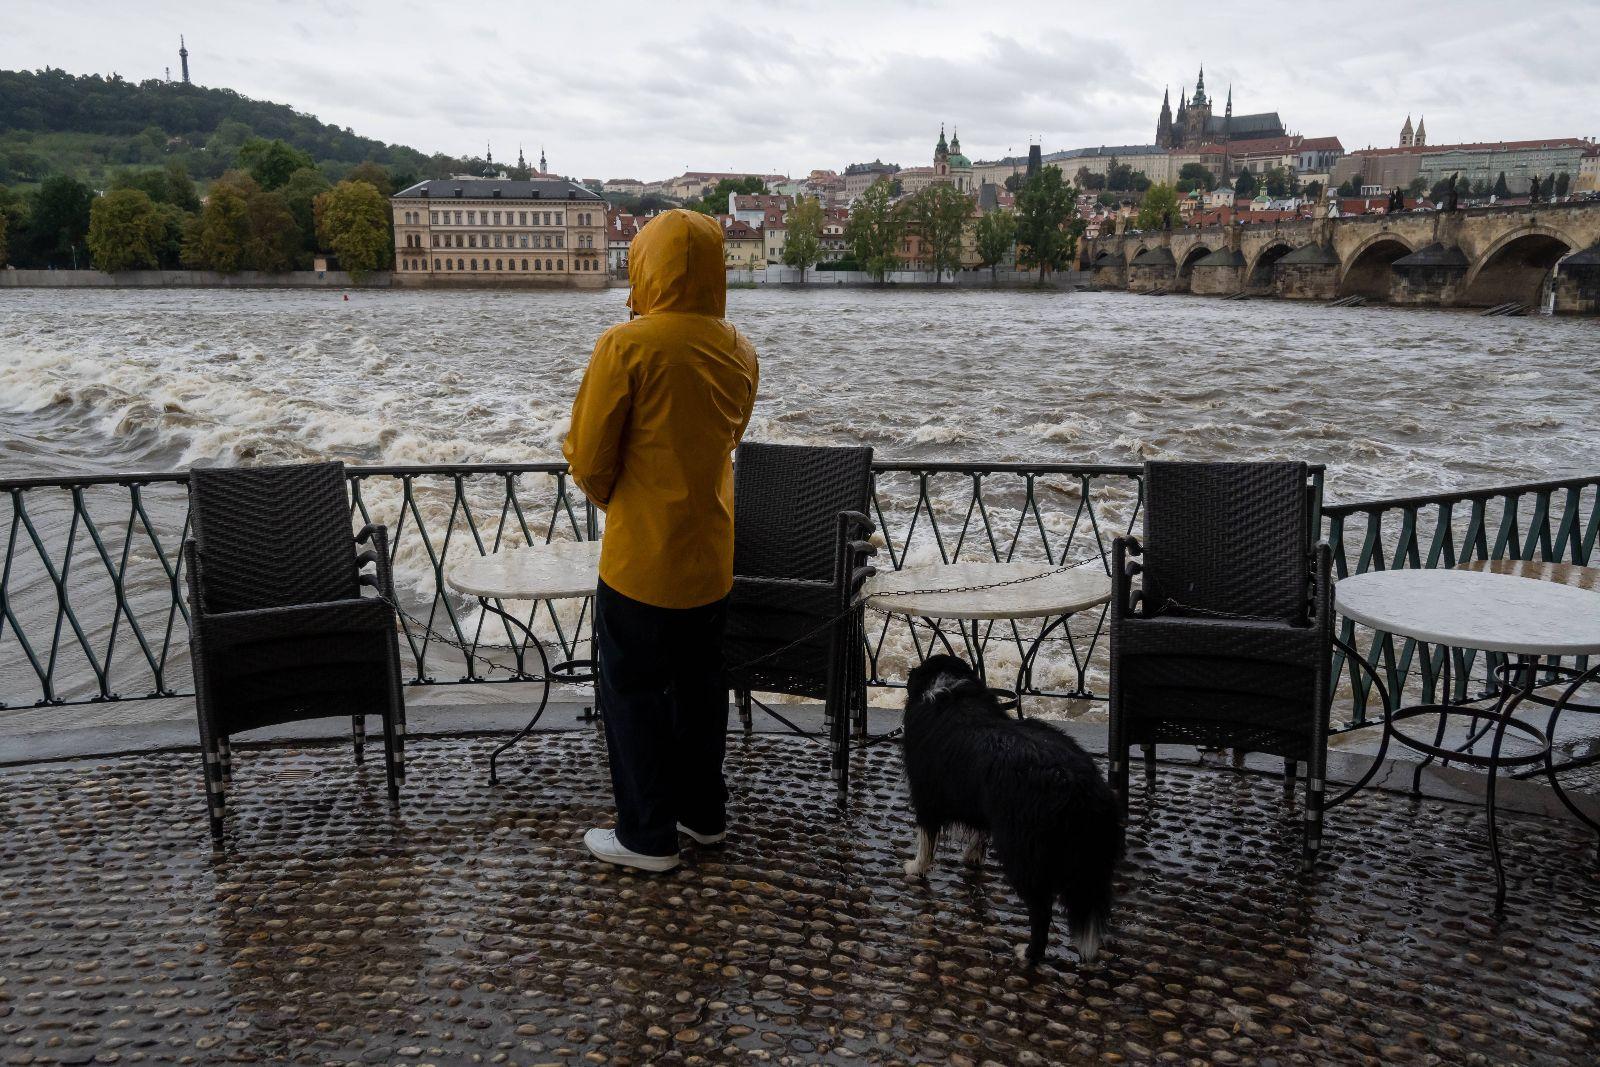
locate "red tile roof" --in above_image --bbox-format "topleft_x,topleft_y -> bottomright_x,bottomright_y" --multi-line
1298,136 -> 1344,152
1349,137 -> 1589,157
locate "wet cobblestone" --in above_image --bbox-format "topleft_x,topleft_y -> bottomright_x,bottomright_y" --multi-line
1,734 -> 1597,1065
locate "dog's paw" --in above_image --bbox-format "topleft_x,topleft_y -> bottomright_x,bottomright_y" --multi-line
1013,942 -> 1040,969
904,858 -> 930,878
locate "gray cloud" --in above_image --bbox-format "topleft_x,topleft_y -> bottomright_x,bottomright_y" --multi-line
3,0 -> 1594,180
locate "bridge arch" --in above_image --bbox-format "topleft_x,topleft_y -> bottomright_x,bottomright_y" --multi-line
1338,233 -> 1415,300
1461,225 -> 1582,309
1246,242 -> 1294,292
1175,245 -> 1212,292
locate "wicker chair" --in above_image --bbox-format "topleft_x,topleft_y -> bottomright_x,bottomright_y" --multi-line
724,442 -> 876,794
184,461 -> 405,844
1109,461 -> 1331,867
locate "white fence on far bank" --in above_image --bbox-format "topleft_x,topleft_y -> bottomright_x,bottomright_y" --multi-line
729,266 -> 1090,289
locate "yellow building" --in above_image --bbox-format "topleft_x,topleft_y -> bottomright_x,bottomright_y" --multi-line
391,177 -> 609,288
722,220 -> 765,269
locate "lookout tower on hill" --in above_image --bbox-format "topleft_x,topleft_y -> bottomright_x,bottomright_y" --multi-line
179,36 -> 190,84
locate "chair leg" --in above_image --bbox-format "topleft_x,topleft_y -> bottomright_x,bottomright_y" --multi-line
381,712 -> 402,806
737,689 -> 753,736
1109,752 -> 1129,818
1142,744 -> 1157,789
1284,759 -> 1298,805
202,738 -> 226,845
352,715 -> 366,764
1303,774 -> 1324,872
218,736 -> 233,790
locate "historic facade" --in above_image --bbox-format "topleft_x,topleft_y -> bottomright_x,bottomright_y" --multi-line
391,177 -> 609,288
1156,68 -> 1284,150
932,125 -> 975,192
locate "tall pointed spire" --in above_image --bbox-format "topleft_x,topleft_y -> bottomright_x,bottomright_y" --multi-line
1225,84 -> 1232,117
1415,115 -> 1426,147
179,35 -> 190,84
950,126 -> 961,154
539,145 -> 547,174
1193,64 -> 1206,105
1400,115 -> 1414,147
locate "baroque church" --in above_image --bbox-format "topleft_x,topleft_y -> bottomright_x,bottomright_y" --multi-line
1155,68 -> 1285,149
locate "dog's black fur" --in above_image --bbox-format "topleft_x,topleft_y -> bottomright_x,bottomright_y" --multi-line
902,654 -> 1124,967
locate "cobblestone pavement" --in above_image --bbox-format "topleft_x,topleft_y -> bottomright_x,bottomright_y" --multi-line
1,734 -> 1598,1066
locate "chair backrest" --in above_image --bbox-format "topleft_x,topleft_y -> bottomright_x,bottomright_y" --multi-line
1141,461 -> 1313,622
188,461 -> 359,615
733,442 -> 874,582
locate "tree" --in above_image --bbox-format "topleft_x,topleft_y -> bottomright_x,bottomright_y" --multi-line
244,191 -> 301,273
1234,169 -> 1259,200
315,179 -> 392,279
87,188 -> 165,271
1261,166 -> 1296,199
1178,162 -> 1216,192
1407,176 -> 1429,197
1304,181 -> 1324,203
0,211 -> 7,268
1135,183 -> 1180,231
843,179 -> 902,282
1428,177 -> 1453,202
973,209 -> 1017,280
1013,165 -> 1079,283
1074,166 -> 1106,191
1106,158 -> 1136,192
683,176 -> 766,214
1555,172 -> 1571,198
25,175 -> 95,268
781,195 -> 823,281
1492,172 -> 1509,199
1338,176 -> 1362,198
153,202 -> 188,268
237,138 -> 317,191
345,161 -> 394,197
281,167 -> 332,262
185,181 -> 251,271
903,183 -> 971,282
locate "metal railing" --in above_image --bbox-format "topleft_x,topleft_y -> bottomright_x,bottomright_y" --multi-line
1325,473 -> 1600,728
2,462 -> 1594,732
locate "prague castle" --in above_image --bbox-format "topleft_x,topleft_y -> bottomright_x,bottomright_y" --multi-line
1155,68 -> 1284,149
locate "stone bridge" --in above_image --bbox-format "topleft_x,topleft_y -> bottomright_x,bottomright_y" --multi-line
1083,201 -> 1600,314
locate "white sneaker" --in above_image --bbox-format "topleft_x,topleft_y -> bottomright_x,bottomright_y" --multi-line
677,822 -> 727,845
583,827 -> 680,872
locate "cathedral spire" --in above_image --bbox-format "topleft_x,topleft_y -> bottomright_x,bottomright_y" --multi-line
950,126 -> 961,154
1415,115 -> 1426,147
1193,65 -> 1206,105
1400,115 -> 1414,147
1225,84 -> 1232,117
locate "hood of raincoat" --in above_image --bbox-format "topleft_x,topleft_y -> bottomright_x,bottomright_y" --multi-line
626,208 -> 727,318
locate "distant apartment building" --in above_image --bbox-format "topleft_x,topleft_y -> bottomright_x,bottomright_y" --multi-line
730,193 -> 793,227
391,178 -> 609,288
1332,137 -> 1591,195
603,178 -> 644,196
664,171 -> 786,200
722,220 -> 765,268
1578,144 -> 1600,193
606,211 -> 640,273
820,214 -> 849,261
843,160 -> 899,202
763,217 -> 786,264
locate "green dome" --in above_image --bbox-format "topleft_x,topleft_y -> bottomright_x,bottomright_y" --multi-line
948,153 -> 971,168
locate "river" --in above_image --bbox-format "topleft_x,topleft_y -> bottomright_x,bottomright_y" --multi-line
2,287 -> 1595,497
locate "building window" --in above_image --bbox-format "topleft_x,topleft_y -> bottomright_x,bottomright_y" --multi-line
496,259 -> 503,270
555,213 -> 563,225
471,258 -> 478,270
430,211 -> 439,224
493,235 -> 502,248
519,235 -> 528,248
535,258 -> 542,270
557,259 -> 563,270
493,211 -> 501,224
518,211 -> 527,225
556,235 -> 564,248
522,259 -> 528,270
446,258 -> 453,270
468,235 -> 477,248
433,259 -> 440,270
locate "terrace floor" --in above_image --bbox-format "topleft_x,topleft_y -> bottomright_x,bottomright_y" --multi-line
2,732 -> 1599,1066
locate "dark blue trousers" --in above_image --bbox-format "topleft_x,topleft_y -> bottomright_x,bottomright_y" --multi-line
594,578 -> 730,856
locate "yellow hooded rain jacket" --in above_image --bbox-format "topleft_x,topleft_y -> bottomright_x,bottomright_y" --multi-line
563,209 -> 760,609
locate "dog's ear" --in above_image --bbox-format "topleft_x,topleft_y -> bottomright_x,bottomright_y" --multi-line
907,654 -> 977,706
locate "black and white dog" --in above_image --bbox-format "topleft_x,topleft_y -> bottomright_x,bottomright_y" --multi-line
901,654 -> 1124,967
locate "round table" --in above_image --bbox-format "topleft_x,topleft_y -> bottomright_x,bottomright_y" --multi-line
1334,568 -> 1600,910
446,540 -> 602,783
863,561 -> 1113,715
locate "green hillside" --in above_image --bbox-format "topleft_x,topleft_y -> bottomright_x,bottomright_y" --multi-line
0,67 -> 473,190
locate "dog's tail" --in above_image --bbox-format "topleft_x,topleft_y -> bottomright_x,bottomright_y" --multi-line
1059,802 -> 1125,963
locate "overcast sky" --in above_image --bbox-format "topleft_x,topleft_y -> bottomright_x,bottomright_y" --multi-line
7,1 -> 1597,181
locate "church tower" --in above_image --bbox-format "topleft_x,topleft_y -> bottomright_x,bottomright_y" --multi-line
1224,85 -> 1232,140
935,124 -> 950,165
1157,87 -> 1173,148
1182,67 -> 1212,147
1400,115 -> 1414,147
179,36 -> 190,84
1415,116 -> 1427,147
540,146 -> 547,174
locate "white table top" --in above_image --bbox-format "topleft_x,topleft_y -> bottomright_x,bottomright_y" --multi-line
863,561 -> 1112,621
1336,569 -> 1600,656
445,540 -> 601,600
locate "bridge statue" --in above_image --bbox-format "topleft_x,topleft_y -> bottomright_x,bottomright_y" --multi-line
1530,175 -> 1542,203
1444,174 -> 1459,213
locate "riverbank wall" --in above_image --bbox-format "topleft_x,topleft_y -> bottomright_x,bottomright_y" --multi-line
0,269 -> 392,289
726,267 -> 1092,289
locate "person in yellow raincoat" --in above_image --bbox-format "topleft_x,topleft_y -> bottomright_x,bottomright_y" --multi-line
563,209 -> 759,871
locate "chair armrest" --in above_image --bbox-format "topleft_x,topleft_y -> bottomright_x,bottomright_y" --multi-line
1112,535 -> 1145,620
197,597 -> 396,648
356,524 -> 396,599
